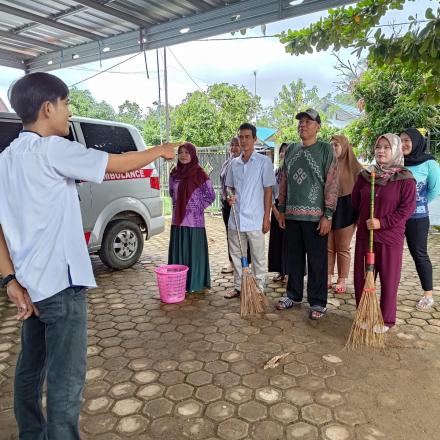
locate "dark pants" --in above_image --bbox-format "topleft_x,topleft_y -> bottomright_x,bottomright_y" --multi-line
354,240 -> 403,327
285,220 -> 328,308
14,287 -> 87,440
221,200 -> 251,264
405,217 -> 433,291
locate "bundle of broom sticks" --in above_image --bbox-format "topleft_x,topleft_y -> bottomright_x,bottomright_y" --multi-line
229,197 -> 268,317
346,171 -> 385,350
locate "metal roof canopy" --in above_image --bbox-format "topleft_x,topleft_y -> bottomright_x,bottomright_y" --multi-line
0,0 -> 354,73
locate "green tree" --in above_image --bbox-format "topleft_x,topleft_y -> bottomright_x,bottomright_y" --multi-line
344,63 -> 439,157
270,80 -> 337,143
279,0 -> 440,103
69,87 -> 116,120
117,100 -> 145,130
173,83 -> 260,146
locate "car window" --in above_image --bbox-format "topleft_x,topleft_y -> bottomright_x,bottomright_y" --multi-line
0,121 -> 75,153
80,123 -> 137,154
0,121 -> 22,153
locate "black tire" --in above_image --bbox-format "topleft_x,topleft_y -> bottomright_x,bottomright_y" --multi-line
99,220 -> 144,269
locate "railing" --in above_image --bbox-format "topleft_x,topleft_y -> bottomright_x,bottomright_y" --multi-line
156,146 -> 228,215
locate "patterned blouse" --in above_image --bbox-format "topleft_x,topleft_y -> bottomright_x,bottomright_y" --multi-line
169,176 -> 215,228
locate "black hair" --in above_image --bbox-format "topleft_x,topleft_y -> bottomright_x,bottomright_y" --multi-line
8,72 -> 69,124
280,142 -> 288,149
239,122 -> 257,138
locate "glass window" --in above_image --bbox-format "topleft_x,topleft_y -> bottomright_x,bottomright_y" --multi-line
80,123 -> 137,154
0,121 -> 74,153
0,121 -> 22,153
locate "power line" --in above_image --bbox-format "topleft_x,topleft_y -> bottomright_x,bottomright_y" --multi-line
69,52 -> 141,87
167,47 -> 203,91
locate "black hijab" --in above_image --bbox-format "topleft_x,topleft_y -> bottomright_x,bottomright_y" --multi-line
401,128 -> 435,166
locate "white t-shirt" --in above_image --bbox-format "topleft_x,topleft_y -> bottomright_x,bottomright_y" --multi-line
0,131 -> 109,302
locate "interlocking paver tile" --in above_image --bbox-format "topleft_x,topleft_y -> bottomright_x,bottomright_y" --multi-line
195,384 -> 223,403
116,415 -> 148,435
302,403 -> 333,425
238,400 -> 267,421
251,420 -> 284,440
112,398 -> 142,416
206,400 -> 235,421
165,383 -> 194,401
286,422 -> 319,440
182,417 -> 215,439
137,383 -> 164,400
284,388 -> 314,406
217,417 -> 248,440
143,397 -> 174,418
270,402 -> 299,424
323,424 -> 353,440
175,398 -> 204,417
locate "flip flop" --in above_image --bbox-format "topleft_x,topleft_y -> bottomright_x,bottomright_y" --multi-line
224,289 -> 240,299
276,296 -> 302,310
309,305 -> 327,320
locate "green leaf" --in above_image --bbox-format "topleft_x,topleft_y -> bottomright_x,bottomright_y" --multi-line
425,8 -> 435,19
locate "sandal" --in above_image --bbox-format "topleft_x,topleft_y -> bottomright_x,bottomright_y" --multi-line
272,274 -> 283,282
224,289 -> 240,299
276,296 -> 302,310
416,296 -> 434,311
333,284 -> 346,294
309,305 -> 327,320
282,276 -> 288,284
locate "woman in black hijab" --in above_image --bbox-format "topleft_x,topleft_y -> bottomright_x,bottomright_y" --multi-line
400,128 -> 440,311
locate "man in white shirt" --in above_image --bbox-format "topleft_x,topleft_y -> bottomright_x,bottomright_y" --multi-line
0,72 -> 175,439
224,123 -> 276,298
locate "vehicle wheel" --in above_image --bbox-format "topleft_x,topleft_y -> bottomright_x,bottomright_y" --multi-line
99,220 -> 144,269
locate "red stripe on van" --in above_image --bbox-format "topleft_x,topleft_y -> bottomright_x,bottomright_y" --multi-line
103,169 -> 154,181
150,177 -> 160,190
84,231 -> 91,244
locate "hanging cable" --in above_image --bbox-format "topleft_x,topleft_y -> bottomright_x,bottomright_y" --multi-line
167,47 -> 203,91
69,52 -> 142,87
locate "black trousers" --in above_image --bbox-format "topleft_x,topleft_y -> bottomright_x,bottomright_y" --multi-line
221,200 -> 251,263
285,219 -> 328,308
405,217 -> 433,291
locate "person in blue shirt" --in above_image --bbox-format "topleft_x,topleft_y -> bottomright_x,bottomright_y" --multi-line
400,128 -> 440,311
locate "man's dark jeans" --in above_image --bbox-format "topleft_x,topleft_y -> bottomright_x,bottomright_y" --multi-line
14,287 -> 87,440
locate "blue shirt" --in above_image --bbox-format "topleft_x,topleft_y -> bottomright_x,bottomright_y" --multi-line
406,160 -> 440,219
0,132 -> 108,302
225,151 -> 276,232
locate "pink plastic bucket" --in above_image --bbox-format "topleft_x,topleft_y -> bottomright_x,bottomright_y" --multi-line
154,264 -> 189,303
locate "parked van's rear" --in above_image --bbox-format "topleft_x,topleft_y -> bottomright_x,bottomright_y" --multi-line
0,112 -> 165,269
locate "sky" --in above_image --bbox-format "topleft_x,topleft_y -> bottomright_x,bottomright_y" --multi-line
0,0 -> 431,112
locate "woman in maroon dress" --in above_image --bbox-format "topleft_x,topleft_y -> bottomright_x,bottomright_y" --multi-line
352,133 -> 416,333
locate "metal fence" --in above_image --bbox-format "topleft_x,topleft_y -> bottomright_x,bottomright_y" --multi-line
156,146 -> 229,215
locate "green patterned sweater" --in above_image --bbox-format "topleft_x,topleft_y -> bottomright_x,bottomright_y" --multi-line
278,141 -> 339,222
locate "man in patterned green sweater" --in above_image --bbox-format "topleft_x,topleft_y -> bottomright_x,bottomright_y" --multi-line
277,109 -> 339,320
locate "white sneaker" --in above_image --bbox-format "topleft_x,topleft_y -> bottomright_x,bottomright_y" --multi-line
221,263 -> 234,274
373,325 -> 390,334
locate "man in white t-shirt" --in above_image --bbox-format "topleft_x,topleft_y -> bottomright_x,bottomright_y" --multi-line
0,72 -> 175,439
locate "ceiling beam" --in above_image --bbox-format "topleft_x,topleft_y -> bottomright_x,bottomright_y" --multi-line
0,4 -> 104,41
0,29 -> 61,52
0,49 -> 26,70
73,0 -> 152,27
23,0 -> 355,72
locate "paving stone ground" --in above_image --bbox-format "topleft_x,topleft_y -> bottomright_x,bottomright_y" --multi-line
1,215 -> 440,440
